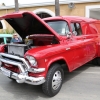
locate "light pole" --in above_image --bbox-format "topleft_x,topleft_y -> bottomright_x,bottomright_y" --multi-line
55,0 -> 60,16
14,0 -> 19,11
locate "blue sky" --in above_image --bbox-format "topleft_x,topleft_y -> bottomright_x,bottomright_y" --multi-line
0,0 -> 54,6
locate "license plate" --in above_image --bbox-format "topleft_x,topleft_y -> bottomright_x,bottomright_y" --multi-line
1,68 -> 11,77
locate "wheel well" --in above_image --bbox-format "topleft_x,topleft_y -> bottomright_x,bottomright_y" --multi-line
49,59 -> 69,72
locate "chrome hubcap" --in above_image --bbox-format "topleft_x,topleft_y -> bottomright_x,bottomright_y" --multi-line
52,71 -> 62,90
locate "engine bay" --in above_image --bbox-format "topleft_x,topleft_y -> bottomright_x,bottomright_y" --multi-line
6,34 -> 59,57
7,43 -> 28,57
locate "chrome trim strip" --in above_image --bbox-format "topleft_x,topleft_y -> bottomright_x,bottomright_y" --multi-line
0,67 -> 45,85
28,68 -> 45,73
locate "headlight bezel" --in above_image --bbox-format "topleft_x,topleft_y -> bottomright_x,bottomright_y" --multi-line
26,55 -> 37,67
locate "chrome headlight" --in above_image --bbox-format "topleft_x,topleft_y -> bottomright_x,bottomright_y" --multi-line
26,56 -> 37,66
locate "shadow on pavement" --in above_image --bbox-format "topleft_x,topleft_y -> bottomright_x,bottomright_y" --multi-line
63,64 -> 96,83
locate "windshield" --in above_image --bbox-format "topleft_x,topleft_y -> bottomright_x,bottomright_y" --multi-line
46,21 -> 69,35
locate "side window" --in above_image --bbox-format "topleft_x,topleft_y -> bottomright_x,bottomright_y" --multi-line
6,37 -> 12,43
71,23 -> 82,36
0,38 -> 4,44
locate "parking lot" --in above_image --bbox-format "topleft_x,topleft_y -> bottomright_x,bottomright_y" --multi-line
0,64 -> 100,100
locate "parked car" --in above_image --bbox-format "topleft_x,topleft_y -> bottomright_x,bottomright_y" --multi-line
0,11 -> 100,97
0,34 -> 12,44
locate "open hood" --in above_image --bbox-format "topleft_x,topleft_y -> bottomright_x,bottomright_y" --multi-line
0,11 -> 61,40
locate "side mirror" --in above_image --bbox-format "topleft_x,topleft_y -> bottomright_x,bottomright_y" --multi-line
0,21 -> 3,29
66,32 -> 72,39
73,31 -> 77,36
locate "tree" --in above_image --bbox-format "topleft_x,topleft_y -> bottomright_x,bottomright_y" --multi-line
14,0 -> 19,11
1,3 -> 5,6
55,0 -> 60,16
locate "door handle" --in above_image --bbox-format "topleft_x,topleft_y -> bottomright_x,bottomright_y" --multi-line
83,37 -> 86,39
66,47 -> 70,50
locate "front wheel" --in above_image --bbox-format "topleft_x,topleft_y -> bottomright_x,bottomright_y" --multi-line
92,57 -> 100,66
42,63 -> 64,97
97,57 -> 100,66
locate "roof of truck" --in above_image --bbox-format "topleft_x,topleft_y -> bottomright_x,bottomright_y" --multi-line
43,16 -> 99,23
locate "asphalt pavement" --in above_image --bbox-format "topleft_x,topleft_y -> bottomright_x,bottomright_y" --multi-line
0,64 -> 100,100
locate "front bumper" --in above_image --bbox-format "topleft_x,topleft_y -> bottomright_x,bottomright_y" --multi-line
0,53 -> 45,85
0,67 -> 45,85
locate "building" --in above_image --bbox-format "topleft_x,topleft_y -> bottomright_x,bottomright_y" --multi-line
0,0 -> 100,33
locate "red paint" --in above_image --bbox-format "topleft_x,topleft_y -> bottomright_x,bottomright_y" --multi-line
0,45 -> 5,52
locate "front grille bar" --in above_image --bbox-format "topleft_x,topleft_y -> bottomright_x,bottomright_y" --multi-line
0,57 -> 25,73
0,53 -> 45,73
0,53 -> 30,69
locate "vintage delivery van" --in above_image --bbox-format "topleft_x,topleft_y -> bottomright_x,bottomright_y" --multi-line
0,11 -> 100,97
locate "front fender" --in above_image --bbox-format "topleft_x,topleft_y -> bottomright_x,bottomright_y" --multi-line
45,56 -> 70,71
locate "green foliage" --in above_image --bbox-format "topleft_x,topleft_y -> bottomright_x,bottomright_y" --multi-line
0,29 -> 15,34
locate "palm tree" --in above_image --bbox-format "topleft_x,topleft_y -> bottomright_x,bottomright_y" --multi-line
55,0 -> 60,16
0,3 -> 5,6
1,3 -> 5,6
14,0 -> 19,11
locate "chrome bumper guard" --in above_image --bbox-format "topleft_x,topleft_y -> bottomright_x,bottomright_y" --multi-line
0,67 -> 45,85
0,53 -> 45,85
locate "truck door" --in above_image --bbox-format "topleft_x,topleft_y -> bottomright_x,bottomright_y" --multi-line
70,22 -> 96,70
81,23 -> 97,61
